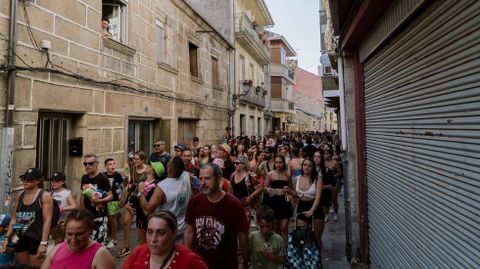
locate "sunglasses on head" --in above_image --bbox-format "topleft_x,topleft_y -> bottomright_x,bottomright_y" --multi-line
83,162 -> 96,167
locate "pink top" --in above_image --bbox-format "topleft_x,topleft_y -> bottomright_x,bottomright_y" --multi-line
50,241 -> 102,269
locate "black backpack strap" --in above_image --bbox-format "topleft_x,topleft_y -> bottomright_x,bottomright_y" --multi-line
38,189 -> 44,208
16,190 -> 26,211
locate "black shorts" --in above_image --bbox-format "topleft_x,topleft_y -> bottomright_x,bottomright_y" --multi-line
136,215 -> 148,230
321,189 -> 332,207
13,235 -> 40,255
296,199 -> 324,222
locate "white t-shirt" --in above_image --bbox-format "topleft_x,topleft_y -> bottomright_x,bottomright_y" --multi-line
156,171 -> 192,234
52,189 -> 72,220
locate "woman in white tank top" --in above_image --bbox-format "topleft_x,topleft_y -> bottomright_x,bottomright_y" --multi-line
293,157 -> 325,247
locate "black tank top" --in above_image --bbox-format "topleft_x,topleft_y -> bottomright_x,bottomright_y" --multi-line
231,176 -> 249,199
16,190 -> 44,241
270,180 -> 288,189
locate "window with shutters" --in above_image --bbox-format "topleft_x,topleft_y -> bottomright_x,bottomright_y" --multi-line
211,57 -> 219,86
189,43 -> 199,78
156,20 -> 164,64
239,55 -> 245,82
102,0 -> 128,43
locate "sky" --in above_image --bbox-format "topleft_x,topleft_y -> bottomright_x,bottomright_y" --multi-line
264,0 -> 320,74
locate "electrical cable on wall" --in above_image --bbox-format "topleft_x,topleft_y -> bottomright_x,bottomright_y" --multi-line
3,1 -> 233,119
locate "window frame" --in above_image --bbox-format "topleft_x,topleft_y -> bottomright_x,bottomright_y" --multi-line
102,0 -> 128,43
156,19 -> 165,64
128,119 -> 154,159
189,42 -> 199,78
211,56 -> 219,86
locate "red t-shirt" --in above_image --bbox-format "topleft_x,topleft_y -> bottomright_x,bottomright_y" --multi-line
121,244 -> 207,269
185,192 -> 249,269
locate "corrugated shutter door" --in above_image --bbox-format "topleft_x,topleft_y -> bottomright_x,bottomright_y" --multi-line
363,1 -> 480,268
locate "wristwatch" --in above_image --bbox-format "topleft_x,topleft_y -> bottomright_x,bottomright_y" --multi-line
40,241 -> 48,246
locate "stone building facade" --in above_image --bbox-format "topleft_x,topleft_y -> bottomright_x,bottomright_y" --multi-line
232,0 -> 273,137
0,0 -> 233,195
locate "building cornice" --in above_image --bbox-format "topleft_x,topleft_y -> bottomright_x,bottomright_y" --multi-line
173,0 -> 235,50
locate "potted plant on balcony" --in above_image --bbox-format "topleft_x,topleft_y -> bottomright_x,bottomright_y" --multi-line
255,85 -> 262,93
242,79 -> 253,86
262,89 -> 268,95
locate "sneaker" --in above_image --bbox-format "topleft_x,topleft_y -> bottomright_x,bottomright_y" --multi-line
107,240 -> 117,249
333,213 -> 338,221
324,214 -> 329,223
329,207 -> 334,213
117,247 -> 130,258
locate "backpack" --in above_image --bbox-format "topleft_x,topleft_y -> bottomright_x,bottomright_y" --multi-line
39,190 -> 61,228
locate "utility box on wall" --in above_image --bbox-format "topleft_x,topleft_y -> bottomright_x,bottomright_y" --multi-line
68,138 -> 83,157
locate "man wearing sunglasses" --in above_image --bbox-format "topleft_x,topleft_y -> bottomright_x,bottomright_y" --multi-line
79,154 -> 112,245
149,139 -> 171,180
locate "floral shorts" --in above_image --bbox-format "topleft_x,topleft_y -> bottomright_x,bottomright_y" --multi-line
107,201 -> 120,216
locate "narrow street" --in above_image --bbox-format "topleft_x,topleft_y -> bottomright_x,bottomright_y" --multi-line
110,194 -> 352,269
321,194 -> 350,269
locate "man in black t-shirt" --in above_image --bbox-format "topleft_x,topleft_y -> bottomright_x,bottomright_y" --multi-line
80,154 -> 112,244
149,139 -> 171,180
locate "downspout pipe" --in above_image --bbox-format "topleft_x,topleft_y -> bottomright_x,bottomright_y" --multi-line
6,0 -> 17,126
1,0 -> 18,213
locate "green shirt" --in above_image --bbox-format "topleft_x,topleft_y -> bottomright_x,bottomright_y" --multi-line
249,231 -> 286,269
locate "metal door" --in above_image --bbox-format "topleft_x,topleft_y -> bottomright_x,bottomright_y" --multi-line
36,113 -> 71,188
177,119 -> 197,145
363,1 -> 480,268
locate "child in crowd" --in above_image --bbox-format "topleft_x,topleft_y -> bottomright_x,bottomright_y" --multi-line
50,172 -> 77,244
0,214 -> 14,266
104,158 -> 125,249
249,206 -> 286,269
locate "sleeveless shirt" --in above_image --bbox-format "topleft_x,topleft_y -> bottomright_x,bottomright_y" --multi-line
16,189 -> 43,241
50,241 -> 102,269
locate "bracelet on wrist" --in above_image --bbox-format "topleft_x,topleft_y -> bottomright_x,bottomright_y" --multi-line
242,261 -> 251,267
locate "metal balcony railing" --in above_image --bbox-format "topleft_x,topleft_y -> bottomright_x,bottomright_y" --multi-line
237,85 -> 266,108
235,12 -> 270,62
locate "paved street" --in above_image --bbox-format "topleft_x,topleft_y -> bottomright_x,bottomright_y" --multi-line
321,194 -> 351,269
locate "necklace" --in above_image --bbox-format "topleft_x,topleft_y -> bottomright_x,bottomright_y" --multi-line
152,246 -> 175,269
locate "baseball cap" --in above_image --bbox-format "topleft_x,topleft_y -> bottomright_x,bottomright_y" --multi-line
212,158 -> 225,169
49,171 -> 66,181
0,214 -> 11,227
174,144 -> 186,151
19,168 -> 43,180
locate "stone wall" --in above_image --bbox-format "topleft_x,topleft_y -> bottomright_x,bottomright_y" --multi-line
0,0 -> 231,190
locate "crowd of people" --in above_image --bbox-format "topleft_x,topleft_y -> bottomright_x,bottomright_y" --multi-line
0,129 -> 343,268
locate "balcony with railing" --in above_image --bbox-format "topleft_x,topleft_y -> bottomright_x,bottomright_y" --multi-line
271,63 -> 296,84
235,84 -> 266,108
271,99 -> 295,114
235,12 -> 271,65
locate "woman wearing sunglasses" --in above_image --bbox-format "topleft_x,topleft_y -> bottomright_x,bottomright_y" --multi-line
1,168 -> 53,268
230,156 -> 263,225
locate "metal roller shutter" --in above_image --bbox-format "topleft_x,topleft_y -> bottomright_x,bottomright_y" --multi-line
363,1 -> 480,268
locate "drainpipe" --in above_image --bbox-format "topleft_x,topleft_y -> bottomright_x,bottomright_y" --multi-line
230,49 -> 236,136
1,0 -> 18,213
228,4 -> 237,136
